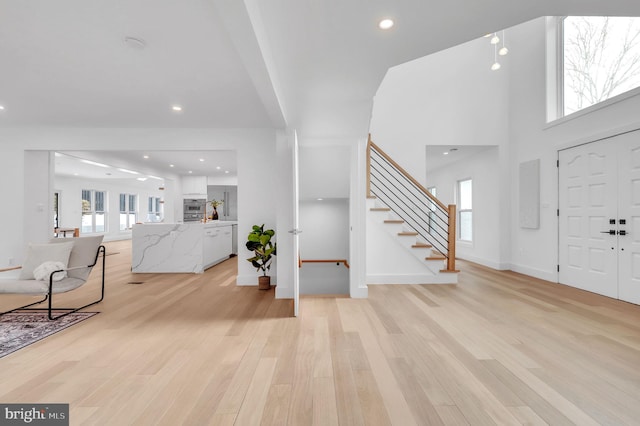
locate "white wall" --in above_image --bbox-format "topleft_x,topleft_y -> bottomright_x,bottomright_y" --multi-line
0,128 -> 280,292
508,17 -> 640,281
369,36 -> 510,185
299,198 -> 349,294
426,147 -> 505,269
299,144 -> 350,199
54,176 -> 170,242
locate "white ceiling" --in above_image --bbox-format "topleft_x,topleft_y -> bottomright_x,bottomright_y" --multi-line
0,0 -> 281,128
1,0 -> 640,140
426,145 -> 497,174
55,150 -> 236,181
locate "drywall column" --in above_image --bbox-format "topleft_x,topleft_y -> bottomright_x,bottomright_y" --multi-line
275,129 -> 294,299
24,151 -> 54,247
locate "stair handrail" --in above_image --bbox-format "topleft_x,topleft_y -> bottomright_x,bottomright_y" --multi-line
367,135 -> 458,272
367,139 -> 448,212
300,259 -> 350,269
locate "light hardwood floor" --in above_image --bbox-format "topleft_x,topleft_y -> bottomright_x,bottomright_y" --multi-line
2,240 -> 640,425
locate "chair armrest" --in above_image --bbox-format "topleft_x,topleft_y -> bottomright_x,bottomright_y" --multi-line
65,265 -> 91,272
0,266 -> 22,273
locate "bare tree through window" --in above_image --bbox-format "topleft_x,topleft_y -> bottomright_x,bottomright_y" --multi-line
564,16 -> 640,115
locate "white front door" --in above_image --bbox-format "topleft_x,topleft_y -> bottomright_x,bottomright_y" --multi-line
616,132 -> 640,304
559,129 -> 640,304
559,139 -> 618,298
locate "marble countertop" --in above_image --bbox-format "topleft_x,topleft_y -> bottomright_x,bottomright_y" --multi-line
140,221 -> 237,227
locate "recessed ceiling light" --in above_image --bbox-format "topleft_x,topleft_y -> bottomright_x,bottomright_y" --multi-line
73,173 -> 79,176
137,177 -> 148,181
188,171 -> 193,174
172,105 -> 182,112
378,19 -> 394,30
80,159 -> 110,168
224,171 -> 229,174
199,158 -> 204,162
169,164 -> 175,168
443,152 -> 449,155
143,155 -> 149,159
317,198 -> 323,201
148,175 -> 163,180
0,105 -> 5,110
216,166 -> 221,170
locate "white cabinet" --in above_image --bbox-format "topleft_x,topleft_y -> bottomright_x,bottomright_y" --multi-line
182,176 -> 207,197
203,224 -> 233,269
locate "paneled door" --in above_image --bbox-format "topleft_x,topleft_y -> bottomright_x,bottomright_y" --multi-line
616,131 -> 640,304
559,129 -> 640,304
559,138 -> 618,298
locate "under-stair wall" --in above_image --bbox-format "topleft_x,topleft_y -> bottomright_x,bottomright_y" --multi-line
366,197 -> 458,284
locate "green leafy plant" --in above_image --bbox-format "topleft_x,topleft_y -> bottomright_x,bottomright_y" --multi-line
209,199 -> 224,208
246,224 -> 277,276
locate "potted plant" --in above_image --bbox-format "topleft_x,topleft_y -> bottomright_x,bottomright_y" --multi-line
208,199 -> 224,220
246,224 -> 277,290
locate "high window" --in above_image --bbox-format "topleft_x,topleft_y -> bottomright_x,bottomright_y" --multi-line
554,16 -> 640,118
457,179 -> 472,242
82,189 -> 106,233
119,194 -> 137,230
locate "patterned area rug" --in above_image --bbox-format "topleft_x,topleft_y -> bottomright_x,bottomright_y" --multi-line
0,312 -> 98,358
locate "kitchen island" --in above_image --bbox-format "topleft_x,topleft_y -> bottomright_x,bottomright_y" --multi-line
132,221 -> 236,273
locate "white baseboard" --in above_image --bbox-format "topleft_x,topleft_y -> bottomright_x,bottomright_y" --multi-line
509,263 -> 557,283
456,254 -> 509,270
367,273 -> 457,284
350,285 -> 368,298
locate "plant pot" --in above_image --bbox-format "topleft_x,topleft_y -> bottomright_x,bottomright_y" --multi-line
258,275 -> 271,290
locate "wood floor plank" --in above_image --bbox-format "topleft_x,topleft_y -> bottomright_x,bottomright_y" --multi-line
2,243 -> 640,425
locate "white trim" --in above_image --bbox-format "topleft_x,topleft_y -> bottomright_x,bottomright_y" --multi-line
556,124 -> 640,152
457,254 -> 509,270
509,263 -> 557,283
546,85 -> 640,129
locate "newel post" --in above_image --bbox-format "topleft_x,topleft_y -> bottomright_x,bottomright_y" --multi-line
447,204 -> 457,272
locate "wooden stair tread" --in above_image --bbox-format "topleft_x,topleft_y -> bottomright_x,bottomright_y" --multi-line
397,232 -> 418,236
384,220 -> 404,224
426,256 -> 446,260
366,195 -> 377,199
370,207 -> 391,211
439,269 -> 460,273
412,243 -> 432,248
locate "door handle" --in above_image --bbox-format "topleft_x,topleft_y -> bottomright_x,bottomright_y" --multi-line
600,230 -> 616,235
618,230 -> 627,236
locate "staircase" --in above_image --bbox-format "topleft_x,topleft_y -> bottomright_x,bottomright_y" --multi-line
366,136 -> 459,284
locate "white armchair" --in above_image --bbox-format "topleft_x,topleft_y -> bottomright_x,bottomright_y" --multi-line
0,235 -> 106,320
